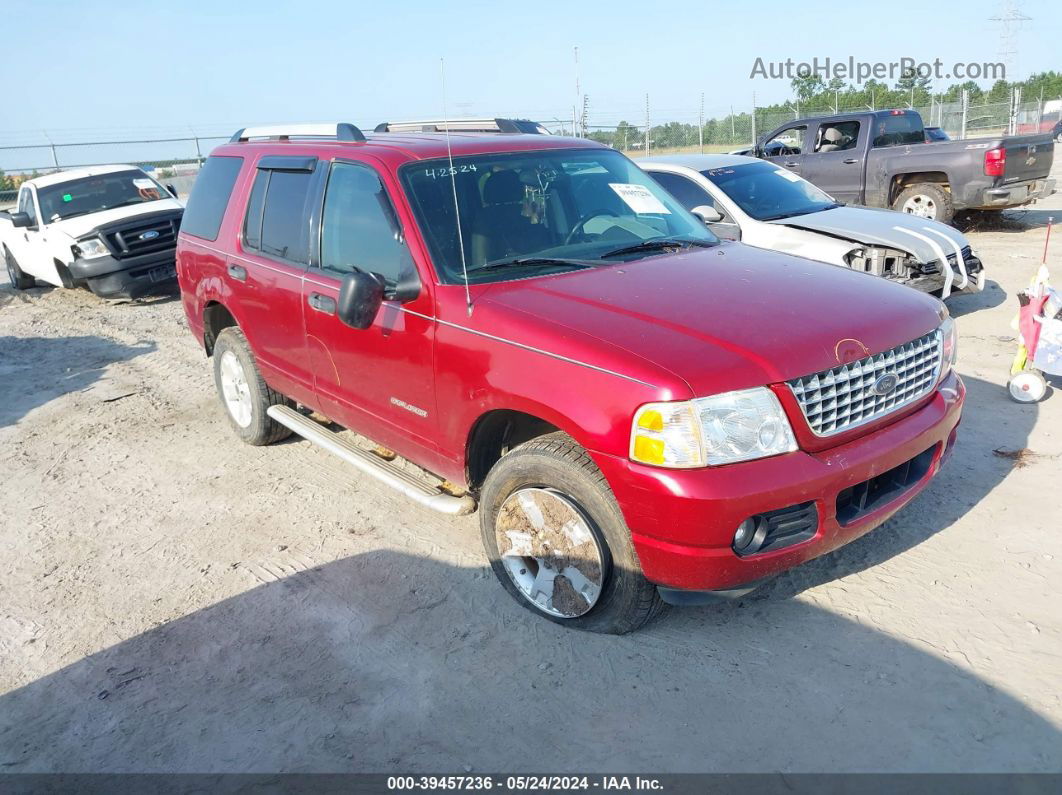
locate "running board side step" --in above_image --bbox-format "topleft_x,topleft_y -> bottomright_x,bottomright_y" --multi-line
267,405 -> 476,516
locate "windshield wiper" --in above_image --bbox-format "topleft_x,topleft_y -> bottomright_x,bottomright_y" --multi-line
599,238 -> 715,259
760,203 -> 841,221
468,256 -> 595,276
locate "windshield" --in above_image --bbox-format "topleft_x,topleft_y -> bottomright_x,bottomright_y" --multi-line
37,169 -> 171,223
701,161 -> 838,221
401,148 -> 717,284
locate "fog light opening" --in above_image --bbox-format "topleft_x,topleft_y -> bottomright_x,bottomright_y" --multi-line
733,516 -> 768,556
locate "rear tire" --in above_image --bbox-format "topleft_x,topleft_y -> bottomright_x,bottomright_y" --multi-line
892,183 -> 954,225
478,432 -> 666,634
4,247 -> 35,290
212,327 -> 293,445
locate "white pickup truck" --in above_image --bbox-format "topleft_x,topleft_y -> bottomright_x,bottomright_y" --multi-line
1,165 -> 183,298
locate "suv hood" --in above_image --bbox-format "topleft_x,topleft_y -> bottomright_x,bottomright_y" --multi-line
46,199 -> 183,240
477,242 -> 944,397
767,205 -> 969,263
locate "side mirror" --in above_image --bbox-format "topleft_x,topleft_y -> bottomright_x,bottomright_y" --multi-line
165,183 -> 179,199
337,270 -> 384,330
10,212 -> 32,229
691,205 -> 723,224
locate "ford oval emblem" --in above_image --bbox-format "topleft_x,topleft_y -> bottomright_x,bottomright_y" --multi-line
139,230 -> 160,241
873,373 -> 899,396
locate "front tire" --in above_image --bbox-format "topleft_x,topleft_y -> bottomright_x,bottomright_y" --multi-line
479,432 -> 665,634
212,327 -> 292,445
4,247 -> 35,290
892,183 -> 954,225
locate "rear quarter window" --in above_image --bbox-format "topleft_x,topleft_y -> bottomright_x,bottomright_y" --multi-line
181,155 -> 244,241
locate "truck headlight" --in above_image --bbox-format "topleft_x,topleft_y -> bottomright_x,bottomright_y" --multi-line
940,316 -> 957,376
73,237 -> 109,259
630,387 -> 798,468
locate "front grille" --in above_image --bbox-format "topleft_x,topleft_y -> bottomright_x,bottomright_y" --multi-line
922,246 -> 980,277
103,214 -> 180,259
836,445 -> 937,525
789,330 -> 942,436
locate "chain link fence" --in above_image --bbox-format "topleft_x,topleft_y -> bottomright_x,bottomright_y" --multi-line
2,90 -> 1058,207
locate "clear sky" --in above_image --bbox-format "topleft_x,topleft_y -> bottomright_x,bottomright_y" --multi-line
2,0 -> 1059,145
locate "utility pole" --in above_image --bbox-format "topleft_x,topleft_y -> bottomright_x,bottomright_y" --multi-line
961,88 -> 969,138
698,92 -> 704,153
644,93 -> 650,156
751,92 -> 757,147
573,46 -> 580,138
990,0 -> 1031,83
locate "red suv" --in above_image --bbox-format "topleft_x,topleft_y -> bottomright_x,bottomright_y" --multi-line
177,121 -> 964,633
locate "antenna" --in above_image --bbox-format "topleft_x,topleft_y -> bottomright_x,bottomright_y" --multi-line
440,58 -> 473,317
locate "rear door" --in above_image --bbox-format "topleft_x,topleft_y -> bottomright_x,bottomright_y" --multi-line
302,157 -> 439,459
230,155 -> 317,397
800,118 -> 865,203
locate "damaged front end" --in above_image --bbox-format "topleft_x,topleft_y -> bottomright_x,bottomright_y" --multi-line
844,244 -> 985,298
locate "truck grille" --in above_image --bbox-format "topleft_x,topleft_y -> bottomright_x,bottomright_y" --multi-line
103,214 -> 180,259
788,330 -> 942,436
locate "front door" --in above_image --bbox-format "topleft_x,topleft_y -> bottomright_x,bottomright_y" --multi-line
9,187 -> 60,285
761,124 -> 807,176
302,158 -> 438,460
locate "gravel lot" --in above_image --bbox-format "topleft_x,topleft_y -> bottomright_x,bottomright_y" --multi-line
2,163 -> 1061,773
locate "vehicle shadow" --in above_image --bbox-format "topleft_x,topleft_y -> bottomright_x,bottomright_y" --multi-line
956,208 -> 1057,233
946,279 -> 1007,317
0,334 -> 155,428
0,543 -> 1058,774
731,374 -> 1032,601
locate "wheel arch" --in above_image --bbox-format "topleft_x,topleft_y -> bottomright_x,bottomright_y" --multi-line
465,408 -> 570,490
889,171 -> 951,205
202,300 -> 239,356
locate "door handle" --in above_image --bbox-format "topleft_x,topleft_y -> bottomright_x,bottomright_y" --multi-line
784,162 -> 799,168
227,263 -> 247,282
843,158 -> 859,164
308,293 -> 336,315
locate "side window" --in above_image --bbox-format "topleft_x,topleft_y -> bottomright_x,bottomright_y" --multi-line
18,189 -> 38,226
319,162 -> 414,286
872,114 -> 923,147
815,121 -> 860,153
242,170 -> 268,251
646,171 -> 714,212
258,170 -> 312,263
181,155 -> 244,241
764,126 -> 806,155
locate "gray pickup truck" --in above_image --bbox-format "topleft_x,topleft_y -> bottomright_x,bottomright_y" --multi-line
753,109 -> 1055,224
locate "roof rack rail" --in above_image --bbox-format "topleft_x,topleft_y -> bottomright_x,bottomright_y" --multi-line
373,118 -> 549,135
229,123 -> 366,143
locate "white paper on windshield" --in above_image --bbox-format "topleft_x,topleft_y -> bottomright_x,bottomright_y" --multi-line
133,178 -> 156,189
609,183 -> 671,214
775,169 -> 802,183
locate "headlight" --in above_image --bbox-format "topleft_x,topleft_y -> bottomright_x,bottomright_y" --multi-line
630,387 -> 798,468
940,316 -> 957,376
73,237 -> 109,259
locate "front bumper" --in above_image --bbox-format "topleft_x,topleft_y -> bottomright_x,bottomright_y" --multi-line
593,371 -> 965,594
974,177 -> 1056,209
68,249 -> 177,299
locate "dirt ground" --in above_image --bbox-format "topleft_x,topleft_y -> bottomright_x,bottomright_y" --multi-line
2,164 -> 1061,773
